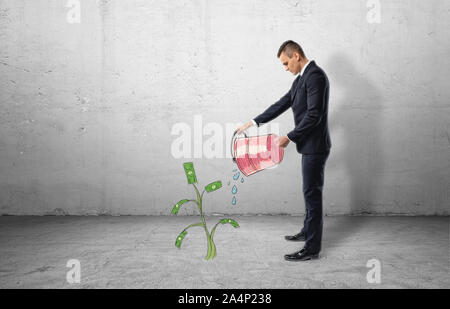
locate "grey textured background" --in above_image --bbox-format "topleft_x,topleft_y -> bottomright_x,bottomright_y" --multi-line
0,0 -> 449,215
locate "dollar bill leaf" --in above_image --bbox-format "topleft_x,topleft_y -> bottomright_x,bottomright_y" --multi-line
175,230 -> 188,248
183,162 -> 197,184
219,218 -> 239,228
205,181 -> 222,193
171,199 -> 189,215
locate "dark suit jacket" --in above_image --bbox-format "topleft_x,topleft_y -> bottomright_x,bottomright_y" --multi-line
253,60 -> 331,154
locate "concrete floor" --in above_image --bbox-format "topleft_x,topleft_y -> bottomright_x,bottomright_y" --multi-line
0,215 -> 448,289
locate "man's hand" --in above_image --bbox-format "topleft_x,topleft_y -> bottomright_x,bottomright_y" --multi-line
235,120 -> 254,135
275,136 -> 290,148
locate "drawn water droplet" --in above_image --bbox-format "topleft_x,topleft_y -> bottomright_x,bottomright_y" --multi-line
232,196 -> 236,205
233,171 -> 240,180
241,177 -> 244,183
232,185 -> 237,194
227,181 -> 230,186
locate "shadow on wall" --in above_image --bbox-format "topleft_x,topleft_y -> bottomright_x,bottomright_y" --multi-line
325,52 -> 385,248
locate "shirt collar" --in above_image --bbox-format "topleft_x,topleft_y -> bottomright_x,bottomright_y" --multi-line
299,60 -> 312,76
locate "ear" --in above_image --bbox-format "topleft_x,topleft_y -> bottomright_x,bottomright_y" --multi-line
293,51 -> 301,61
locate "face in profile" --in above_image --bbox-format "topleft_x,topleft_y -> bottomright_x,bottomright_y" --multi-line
279,51 -> 302,75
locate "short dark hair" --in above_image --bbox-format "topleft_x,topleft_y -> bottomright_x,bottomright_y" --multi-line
277,40 -> 305,58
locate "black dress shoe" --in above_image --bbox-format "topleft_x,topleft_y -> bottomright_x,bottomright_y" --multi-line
284,232 -> 305,242
284,248 -> 319,262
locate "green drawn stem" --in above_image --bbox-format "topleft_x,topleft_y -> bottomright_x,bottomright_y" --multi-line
193,184 -> 216,260
182,222 -> 205,231
210,222 -> 220,240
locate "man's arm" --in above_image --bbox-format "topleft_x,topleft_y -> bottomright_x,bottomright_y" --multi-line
286,72 -> 327,143
253,91 -> 292,127
235,91 -> 292,134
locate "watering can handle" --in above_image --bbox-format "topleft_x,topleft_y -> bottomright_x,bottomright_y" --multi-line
231,130 -> 248,162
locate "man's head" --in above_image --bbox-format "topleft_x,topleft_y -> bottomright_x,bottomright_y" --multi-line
277,40 -> 307,75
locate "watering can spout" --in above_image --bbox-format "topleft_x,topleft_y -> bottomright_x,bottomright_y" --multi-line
231,131 -> 284,177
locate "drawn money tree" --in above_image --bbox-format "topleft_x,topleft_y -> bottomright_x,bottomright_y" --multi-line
171,162 -> 239,260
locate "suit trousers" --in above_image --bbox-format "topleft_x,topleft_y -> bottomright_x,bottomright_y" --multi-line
300,151 -> 330,253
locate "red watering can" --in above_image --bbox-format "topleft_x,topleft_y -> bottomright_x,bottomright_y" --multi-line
231,131 -> 284,177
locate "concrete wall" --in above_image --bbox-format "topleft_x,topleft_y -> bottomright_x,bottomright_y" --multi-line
0,0 -> 449,215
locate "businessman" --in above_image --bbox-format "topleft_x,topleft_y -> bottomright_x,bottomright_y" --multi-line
235,40 -> 331,261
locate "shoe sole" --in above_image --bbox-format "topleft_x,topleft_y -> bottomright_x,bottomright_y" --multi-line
284,254 -> 319,262
284,237 -> 305,242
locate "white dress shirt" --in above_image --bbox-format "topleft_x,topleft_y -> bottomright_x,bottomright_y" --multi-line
300,59 -> 311,76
